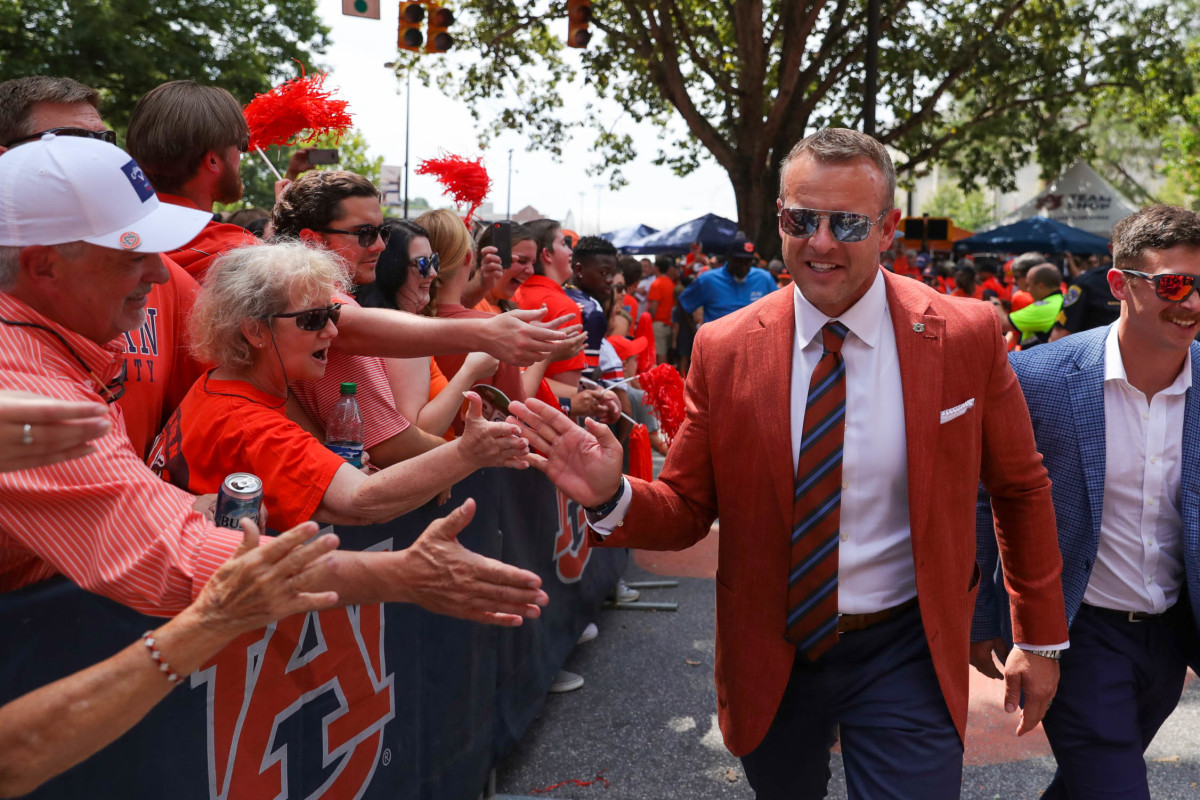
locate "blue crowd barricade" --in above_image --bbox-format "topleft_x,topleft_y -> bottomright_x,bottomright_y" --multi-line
0,467 -> 626,800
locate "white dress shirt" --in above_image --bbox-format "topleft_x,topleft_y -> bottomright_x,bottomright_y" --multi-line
1083,324 -> 1188,613
591,272 -> 916,614
791,272 -> 916,614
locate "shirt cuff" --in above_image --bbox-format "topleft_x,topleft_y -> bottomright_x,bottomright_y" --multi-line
1014,641 -> 1069,651
585,479 -> 633,536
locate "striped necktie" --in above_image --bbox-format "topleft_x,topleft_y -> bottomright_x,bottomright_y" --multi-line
785,321 -> 848,660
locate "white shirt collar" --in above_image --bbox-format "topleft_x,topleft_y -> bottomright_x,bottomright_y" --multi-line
793,269 -> 887,350
1104,322 -> 1193,395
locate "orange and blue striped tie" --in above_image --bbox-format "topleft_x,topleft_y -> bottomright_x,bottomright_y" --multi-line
785,321 -> 848,660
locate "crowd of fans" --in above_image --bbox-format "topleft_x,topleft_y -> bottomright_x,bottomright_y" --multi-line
0,72 -> 1130,794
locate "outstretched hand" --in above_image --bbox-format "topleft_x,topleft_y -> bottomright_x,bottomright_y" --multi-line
397,498 -> 549,626
507,397 -> 624,508
459,390 -> 531,469
193,520 -> 341,639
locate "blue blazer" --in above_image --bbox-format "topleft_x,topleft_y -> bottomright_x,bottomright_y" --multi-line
973,325 -> 1200,642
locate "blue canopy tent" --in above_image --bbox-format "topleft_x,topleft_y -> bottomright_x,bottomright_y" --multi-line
955,216 -> 1110,255
620,213 -> 740,255
599,224 -> 659,249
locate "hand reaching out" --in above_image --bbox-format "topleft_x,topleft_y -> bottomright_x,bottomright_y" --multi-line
507,397 -> 624,508
459,390 -> 531,469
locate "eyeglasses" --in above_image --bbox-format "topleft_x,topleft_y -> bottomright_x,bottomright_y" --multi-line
1120,270 -> 1200,303
313,225 -> 391,248
411,254 -> 439,277
5,127 -> 118,148
613,284 -> 627,292
779,207 -> 888,243
269,303 -> 342,331
0,317 -> 126,403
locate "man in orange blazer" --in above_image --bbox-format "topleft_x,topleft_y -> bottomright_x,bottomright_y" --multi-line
510,128 -> 1068,799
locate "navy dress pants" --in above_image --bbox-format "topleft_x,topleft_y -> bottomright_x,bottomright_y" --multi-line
1041,602 -> 1197,800
740,605 -> 963,799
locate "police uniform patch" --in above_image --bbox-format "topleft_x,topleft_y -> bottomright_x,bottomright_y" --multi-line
1063,285 -> 1082,307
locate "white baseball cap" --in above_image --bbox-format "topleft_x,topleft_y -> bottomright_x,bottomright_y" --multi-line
0,134 -> 211,252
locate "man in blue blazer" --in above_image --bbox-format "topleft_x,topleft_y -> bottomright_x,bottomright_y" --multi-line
972,204 -> 1200,799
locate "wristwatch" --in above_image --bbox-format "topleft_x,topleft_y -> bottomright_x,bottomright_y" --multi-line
1025,648 -> 1062,661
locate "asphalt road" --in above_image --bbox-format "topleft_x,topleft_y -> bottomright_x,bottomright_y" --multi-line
494,561 -> 1200,800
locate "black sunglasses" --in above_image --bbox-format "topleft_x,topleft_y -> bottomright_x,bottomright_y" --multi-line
314,225 -> 391,248
411,253 -> 440,277
269,303 -> 342,331
5,127 -> 118,148
1120,270 -> 1200,303
779,207 -> 888,243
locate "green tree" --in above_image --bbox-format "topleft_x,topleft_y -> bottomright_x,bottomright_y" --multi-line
920,182 -> 993,232
0,0 -> 330,130
226,128 -> 384,211
402,0 -> 1191,256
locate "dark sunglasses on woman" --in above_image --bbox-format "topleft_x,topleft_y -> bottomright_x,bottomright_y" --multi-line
411,254 -> 440,277
1119,270 -> 1200,303
269,303 -> 342,331
779,207 -> 888,243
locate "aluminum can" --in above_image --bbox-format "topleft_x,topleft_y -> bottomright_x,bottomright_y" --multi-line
214,472 -> 263,531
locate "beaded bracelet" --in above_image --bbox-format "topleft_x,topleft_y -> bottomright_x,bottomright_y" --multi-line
142,630 -> 183,684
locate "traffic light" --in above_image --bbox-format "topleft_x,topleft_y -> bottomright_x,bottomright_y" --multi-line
567,0 -> 592,48
426,3 -> 454,53
398,1 -> 425,52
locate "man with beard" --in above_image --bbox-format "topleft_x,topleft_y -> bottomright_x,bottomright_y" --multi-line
0,76 -> 206,459
124,80 -> 258,282
972,205 -> 1200,799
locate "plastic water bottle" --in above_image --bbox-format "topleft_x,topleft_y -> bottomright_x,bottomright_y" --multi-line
326,382 -> 365,467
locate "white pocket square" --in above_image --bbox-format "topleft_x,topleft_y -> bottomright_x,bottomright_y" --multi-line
940,398 -> 975,424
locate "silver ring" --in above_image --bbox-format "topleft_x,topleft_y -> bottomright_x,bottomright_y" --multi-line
21,423 -> 33,446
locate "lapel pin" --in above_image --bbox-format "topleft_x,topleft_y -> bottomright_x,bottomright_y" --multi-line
913,323 -> 926,333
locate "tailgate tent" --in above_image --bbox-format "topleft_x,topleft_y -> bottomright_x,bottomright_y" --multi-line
992,161 -> 1136,237
621,213 -> 739,255
600,224 -> 659,249
955,216 -> 1110,255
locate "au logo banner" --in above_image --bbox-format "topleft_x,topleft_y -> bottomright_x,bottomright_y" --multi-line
553,490 -> 592,582
195,570 -> 395,799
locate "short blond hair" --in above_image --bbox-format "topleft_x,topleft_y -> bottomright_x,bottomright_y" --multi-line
190,241 -> 350,369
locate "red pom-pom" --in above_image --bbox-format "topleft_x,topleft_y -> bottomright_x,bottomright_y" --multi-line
637,363 -> 686,442
415,154 -> 492,225
627,423 -> 654,481
243,68 -> 353,151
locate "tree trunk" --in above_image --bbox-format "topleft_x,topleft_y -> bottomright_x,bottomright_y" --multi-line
727,157 -> 784,261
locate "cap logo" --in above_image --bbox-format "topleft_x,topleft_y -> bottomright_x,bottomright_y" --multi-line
742,242 -> 754,253
120,159 -> 156,203
119,231 -> 141,250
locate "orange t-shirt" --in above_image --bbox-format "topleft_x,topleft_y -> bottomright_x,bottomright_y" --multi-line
648,276 -> 676,323
433,304 -> 527,433
951,286 -> 984,300
158,193 -> 257,283
514,275 -> 586,378
116,256 -> 207,459
149,375 -> 346,531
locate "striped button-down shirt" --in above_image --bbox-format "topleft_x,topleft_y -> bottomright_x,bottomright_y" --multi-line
0,292 -> 242,616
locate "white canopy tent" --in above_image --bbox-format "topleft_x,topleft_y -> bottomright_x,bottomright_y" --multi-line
994,161 -> 1137,237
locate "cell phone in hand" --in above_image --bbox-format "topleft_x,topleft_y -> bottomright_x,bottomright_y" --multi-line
491,220 -> 512,271
307,148 -> 340,165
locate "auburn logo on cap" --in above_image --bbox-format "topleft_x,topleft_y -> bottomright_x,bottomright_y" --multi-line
119,231 -> 141,249
742,242 -> 754,253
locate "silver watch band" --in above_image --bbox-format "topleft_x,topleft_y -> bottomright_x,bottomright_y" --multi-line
1026,648 -> 1062,661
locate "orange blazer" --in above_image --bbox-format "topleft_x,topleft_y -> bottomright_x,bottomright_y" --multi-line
594,270 -> 1067,756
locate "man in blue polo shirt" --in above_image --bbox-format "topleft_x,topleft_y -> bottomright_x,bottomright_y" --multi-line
678,231 -> 778,324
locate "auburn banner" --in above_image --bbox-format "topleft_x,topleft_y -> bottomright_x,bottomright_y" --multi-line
0,467 -> 626,800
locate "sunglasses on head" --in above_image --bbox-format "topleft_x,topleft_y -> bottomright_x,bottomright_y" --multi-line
5,127 -> 118,148
269,303 -> 342,331
1120,270 -> 1200,303
314,225 -> 391,248
779,207 -> 888,243
411,253 -> 440,277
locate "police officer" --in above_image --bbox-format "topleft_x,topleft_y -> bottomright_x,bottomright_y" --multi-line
1050,252 -> 1119,340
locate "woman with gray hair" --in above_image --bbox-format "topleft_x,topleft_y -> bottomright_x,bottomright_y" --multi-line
148,241 -> 531,529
